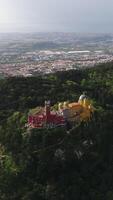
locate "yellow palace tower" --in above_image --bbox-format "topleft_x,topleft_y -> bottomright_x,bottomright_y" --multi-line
59,92 -> 94,123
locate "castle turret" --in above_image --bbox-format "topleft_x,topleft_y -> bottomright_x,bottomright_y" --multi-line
78,92 -> 88,105
45,101 -> 51,120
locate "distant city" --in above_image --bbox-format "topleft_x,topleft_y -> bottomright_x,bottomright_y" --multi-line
0,32 -> 113,77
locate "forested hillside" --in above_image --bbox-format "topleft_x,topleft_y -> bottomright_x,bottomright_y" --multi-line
0,62 -> 113,199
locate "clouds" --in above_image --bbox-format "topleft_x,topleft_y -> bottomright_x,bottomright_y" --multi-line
0,0 -> 113,32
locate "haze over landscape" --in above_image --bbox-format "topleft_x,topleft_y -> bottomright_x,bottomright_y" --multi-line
0,0 -> 113,33
0,0 -> 113,77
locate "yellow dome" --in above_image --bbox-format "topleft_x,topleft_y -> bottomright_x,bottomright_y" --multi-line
63,101 -> 69,109
83,99 -> 91,108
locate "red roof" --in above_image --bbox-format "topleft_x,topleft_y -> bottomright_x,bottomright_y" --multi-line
28,112 -> 65,128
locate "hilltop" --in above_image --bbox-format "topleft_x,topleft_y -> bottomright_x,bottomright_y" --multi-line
0,62 -> 113,199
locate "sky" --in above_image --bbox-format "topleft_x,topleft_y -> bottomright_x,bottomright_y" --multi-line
0,0 -> 113,33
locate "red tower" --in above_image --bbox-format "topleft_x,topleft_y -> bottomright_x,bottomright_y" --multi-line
45,100 -> 50,121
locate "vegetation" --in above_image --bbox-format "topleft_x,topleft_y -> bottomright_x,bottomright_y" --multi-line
0,62 -> 113,199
